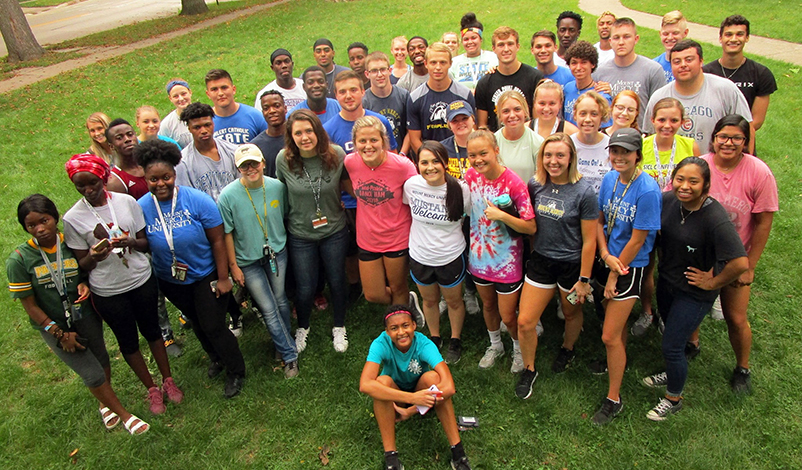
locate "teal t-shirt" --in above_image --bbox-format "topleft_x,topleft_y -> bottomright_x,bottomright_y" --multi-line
218,176 -> 288,266
366,331 -> 443,391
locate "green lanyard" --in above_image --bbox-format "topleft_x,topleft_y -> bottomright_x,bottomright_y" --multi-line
606,170 -> 639,239
242,179 -> 269,243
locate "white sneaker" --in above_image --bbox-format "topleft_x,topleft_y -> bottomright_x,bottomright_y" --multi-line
478,346 -> 504,369
556,300 -> 565,320
631,311 -> 654,337
536,319 -> 544,337
438,296 -> 448,315
463,291 -> 480,315
710,296 -> 724,320
332,327 -> 349,353
295,327 -> 309,353
510,349 -> 524,373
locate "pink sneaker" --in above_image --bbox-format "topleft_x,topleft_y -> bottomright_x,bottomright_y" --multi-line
147,386 -> 166,414
162,377 -> 184,404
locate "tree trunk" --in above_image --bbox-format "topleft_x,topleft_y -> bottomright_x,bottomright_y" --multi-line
0,0 -> 45,62
180,0 -> 209,16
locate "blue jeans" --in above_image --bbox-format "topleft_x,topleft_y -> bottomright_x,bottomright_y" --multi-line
241,249 -> 297,363
657,279 -> 714,396
288,228 -> 348,329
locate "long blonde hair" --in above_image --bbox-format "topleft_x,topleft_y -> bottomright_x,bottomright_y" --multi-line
535,133 -> 581,185
86,112 -> 115,165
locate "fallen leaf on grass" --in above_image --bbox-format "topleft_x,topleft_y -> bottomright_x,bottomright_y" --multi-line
318,445 -> 331,465
69,449 -> 79,457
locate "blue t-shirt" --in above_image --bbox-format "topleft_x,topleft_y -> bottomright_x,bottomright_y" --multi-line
598,170 -> 661,268
366,331 -> 443,391
407,81 -> 475,142
138,186 -> 224,284
562,81 -> 613,127
654,52 -> 674,83
324,110 -> 398,209
213,103 -> 268,144
287,98 -> 342,125
156,135 -> 181,149
545,66 -> 574,87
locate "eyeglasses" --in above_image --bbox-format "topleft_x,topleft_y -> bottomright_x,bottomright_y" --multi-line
714,134 -> 746,145
238,160 -> 262,170
368,67 -> 389,75
613,104 -> 637,114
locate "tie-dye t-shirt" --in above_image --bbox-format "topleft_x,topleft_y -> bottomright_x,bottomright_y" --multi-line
464,167 -> 535,283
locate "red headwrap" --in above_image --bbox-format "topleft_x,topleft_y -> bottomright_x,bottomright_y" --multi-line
65,153 -> 110,183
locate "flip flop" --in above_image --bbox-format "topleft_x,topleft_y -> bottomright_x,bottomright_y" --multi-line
123,415 -> 149,435
99,406 -> 120,430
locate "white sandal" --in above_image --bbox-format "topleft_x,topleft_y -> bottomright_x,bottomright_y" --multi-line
123,415 -> 149,435
99,406 -> 120,430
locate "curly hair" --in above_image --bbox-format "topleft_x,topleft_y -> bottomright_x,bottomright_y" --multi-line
134,139 -> 182,170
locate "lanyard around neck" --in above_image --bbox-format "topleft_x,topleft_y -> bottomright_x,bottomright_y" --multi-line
242,179 -> 269,241
82,192 -> 119,236
151,187 -> 179,256
653,137 -> 677,189
606,170 -> 638,238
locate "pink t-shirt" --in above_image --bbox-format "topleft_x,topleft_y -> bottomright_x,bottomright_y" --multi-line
701,153 -> 778,252
345,151 -> 418,252
464,167 -> 535,283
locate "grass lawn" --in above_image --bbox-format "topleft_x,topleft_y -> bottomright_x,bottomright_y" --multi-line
19,0 -> 72,7
1,0 -> 801,468
620,0 -> 802,44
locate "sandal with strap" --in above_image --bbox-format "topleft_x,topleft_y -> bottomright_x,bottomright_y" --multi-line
99,406 -> 120,430
124,415 -> 149,435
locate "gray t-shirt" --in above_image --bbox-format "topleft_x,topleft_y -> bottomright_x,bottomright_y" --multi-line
363,86 -> 409,147
594,55 -> 666,129
644,74 -> 752,152
528,177 -> 599,262
63,192 -> 151,297
396,70 -> 429,93
275,146 -> 348,240
175,138 -> 239,202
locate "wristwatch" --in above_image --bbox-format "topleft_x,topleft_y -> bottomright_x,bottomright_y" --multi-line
579,276 -> 590,284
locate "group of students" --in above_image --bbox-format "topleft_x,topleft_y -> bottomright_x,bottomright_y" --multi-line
7,12 -> 779,470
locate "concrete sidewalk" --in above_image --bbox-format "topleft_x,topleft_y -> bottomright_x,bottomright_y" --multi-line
578,0 -> 802,66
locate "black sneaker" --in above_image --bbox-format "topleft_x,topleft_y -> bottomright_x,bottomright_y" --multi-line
552,347 -> 575,373
384,452 -> 404,470
207,361 -> 224,379
592,396 -> 623,425
684,342 -> 701,361
515,368 -> 538,400
730,366 -> 752,393
430,336 -> 443,349
646,397 -> 683,421
451,456 -> 472,470
224,374 -> 244,398
588,357 -> 608,375
445,338 -> 462,364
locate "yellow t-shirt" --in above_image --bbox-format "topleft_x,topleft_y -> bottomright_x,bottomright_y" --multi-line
641,134 -> 696,189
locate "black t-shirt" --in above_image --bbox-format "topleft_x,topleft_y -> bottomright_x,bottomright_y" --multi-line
475,63 -> 544,132
702,58 -> 777,108
657,192 -> 747,302
249,131 -> 284,178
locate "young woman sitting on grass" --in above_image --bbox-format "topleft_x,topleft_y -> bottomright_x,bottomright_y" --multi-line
8,194 -> 148,435
359,305 -> 472,470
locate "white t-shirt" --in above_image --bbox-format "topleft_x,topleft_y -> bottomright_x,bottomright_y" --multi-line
159,109 -> 192,149
449,50 -> 499,90
63,192 -> 151,297
571,133 -> 610,194
253,78 -> 306,110
495,126 -> 544,183
403,175 -> 470,266
594,42 -> 615,66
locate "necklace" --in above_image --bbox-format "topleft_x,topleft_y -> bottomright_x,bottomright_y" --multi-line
719,59 -> 745,80
679,204 -> 695,225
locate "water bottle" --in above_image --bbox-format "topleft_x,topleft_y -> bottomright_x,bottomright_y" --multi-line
492,194 -> 523,238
